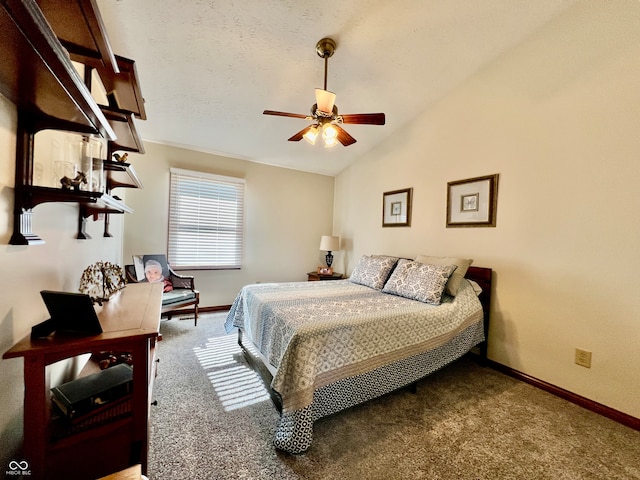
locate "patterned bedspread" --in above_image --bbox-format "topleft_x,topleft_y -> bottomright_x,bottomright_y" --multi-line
225,278 -> 484,453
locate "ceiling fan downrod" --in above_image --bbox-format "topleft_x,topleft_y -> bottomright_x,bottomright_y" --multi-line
315,38 -> 336,91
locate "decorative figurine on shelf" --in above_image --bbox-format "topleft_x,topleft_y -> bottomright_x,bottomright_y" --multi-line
112,152 -> 128,163
60,171 -> 87,190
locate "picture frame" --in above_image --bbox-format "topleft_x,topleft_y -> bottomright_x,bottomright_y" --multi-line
133,254 -> 171,282
317,266 -> 334,275
382,188 -> 412,227
132,255 -> 145,281
446,174 -> 499,227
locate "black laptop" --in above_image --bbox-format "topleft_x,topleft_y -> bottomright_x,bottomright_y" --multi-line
35,290 -> 103,337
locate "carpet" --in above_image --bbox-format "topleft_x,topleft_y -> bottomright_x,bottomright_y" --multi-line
148,313 -> 640,480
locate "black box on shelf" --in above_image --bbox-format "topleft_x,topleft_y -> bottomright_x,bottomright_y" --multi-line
51,363 -> 133,420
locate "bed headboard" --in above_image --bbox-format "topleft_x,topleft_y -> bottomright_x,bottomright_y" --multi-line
465,266 -> 492,360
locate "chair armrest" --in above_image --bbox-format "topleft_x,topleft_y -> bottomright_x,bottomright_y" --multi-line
168,267 -> 195,289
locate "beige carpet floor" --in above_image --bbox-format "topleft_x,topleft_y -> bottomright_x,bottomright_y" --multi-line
147,312 -> 640,480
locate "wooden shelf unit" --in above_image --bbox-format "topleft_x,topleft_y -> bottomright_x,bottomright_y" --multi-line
2,282 -> 163,480
35,0 -> 120,75
0,0 -> 116,138
1,0 -> 146,245
104,160 -> 143,190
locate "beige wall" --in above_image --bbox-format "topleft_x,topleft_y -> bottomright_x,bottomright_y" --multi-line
121,142 -> 335,307
334,1 -> 640,419
0,96 -> 126,465
0,103 -> 334,465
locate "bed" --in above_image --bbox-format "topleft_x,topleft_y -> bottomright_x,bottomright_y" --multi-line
224,255 -> 492,454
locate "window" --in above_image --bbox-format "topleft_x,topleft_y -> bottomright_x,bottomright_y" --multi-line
168,168 -> 245,270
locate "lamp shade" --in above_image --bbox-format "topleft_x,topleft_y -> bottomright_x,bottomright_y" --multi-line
319,235 -> 340,252
303,125 -> 319,145
315,88 -> 336,114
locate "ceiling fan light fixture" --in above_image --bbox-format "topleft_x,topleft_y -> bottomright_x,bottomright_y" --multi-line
263,37 -> 385,148
303,125 -> 319,145
315,88 -> 336,114
324,137 -> 338,148
322,123 -> 339,147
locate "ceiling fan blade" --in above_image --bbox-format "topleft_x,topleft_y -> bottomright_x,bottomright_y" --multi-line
340,113 -> 386,125
334,124 -> 357,146
263,110 -> 309,120
288,125 -> 314,142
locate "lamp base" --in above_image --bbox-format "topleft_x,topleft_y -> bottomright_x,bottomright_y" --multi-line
325,251 -> 334,268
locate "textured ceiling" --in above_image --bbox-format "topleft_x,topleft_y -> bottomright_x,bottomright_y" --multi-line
96,0 -> 577,176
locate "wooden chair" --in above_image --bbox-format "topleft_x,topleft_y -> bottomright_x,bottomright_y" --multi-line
125,265 -> 200,326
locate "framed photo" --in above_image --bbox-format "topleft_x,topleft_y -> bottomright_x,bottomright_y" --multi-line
446,174 -> 499,227
382,188 -> 412,227
317,266 -> 333,275
133,254 -> 171,282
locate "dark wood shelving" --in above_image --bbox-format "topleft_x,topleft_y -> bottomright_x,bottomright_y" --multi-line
91,55 -> 147,120
102,107 -> 146,154
78,198 -> 133,240
104,160 -> 143,189
0,0 -> 115,139
35,0 -> 119,75
17,185 -> 130,211
1,0 -> 146,245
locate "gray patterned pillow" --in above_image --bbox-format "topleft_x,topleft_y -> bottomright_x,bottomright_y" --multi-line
382,260 -> 457,305
414,255 -> 472,296
348,255 -> 399,290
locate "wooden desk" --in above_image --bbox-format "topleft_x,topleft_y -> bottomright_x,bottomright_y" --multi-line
3,283 -> 162,480
98,464 -> 143,480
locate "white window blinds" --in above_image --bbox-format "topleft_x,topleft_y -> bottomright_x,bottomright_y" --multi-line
168,168 -> 245,270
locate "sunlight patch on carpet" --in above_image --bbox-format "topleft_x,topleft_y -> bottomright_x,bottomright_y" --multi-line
193,335 -> 270,411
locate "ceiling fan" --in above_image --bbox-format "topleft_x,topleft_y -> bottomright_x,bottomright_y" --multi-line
263,37 -> 385,147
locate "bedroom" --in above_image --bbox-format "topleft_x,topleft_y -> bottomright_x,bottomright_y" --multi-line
1,0 -> 639,477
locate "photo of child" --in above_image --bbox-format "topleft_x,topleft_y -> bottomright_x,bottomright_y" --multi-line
135,254 -> 174,293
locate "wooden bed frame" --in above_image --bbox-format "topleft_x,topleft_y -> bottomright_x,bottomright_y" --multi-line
237,265 -> 493,413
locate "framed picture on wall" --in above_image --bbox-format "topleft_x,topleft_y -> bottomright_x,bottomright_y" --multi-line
446,174 -> 499,227
382,188 -> 412,227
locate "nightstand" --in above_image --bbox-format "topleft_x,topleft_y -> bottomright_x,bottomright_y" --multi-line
307,271 -> 344,281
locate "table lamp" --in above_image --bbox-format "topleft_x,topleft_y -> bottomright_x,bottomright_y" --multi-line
319,235 -> 340,268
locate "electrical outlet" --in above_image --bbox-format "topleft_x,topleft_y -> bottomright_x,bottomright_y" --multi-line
575,348 -> 592,368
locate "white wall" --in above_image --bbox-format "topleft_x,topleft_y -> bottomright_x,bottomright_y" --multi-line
0,96 -> 126,466
334,1 -> 640,419
122,141 -> 335,307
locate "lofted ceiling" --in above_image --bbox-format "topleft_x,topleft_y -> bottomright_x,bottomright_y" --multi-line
96,0 -> 577,176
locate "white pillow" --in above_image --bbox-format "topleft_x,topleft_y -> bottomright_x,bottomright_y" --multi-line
414,255 -> 473,296
349,255 -> 399,290
382,260 -> 457,305
468,279 -> 483,296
